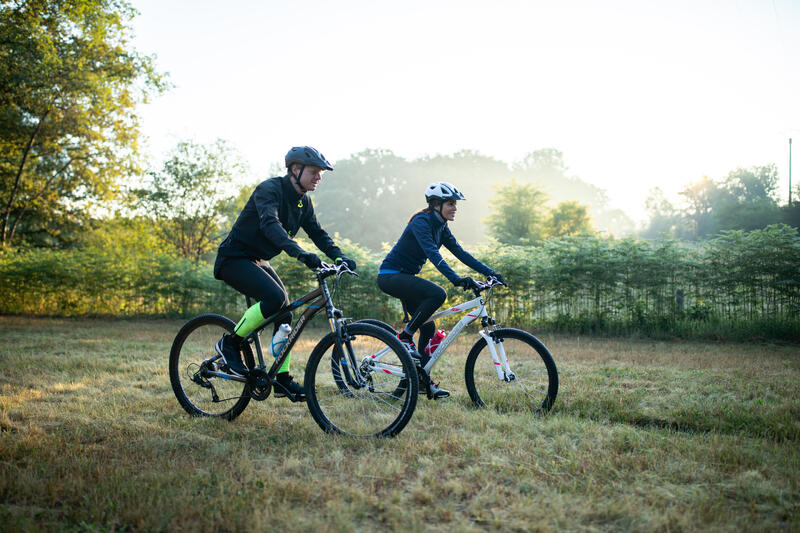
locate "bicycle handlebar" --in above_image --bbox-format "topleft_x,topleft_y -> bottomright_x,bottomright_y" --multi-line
471,276 -> 506,295
315,261 -> 358,282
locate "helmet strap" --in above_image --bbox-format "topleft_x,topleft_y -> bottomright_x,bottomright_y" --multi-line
431,199 -> 445,221
290,164 -> 308,193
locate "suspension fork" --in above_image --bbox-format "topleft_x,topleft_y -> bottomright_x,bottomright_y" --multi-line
478,328 -> 512,380
335,321 -> 370,388
320,278 -> 368,388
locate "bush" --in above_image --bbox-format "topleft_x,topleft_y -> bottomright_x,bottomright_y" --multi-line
1,226 -> 798,340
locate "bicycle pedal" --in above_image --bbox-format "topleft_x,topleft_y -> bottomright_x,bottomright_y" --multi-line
274,389 -> 307,402
273,383 -> 307,402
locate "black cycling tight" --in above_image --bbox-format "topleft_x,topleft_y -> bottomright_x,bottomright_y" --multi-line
377,273 -> 447,352
217,257 -> 292,334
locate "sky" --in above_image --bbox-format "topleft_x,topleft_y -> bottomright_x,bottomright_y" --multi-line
129,0 -> 800,224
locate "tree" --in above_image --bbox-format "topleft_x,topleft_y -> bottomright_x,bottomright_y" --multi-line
712,165 -> 782,232
485,180 -> 548,245
312,148 -> 413,251
0,0 -> 166,248
783,201 -> 800,230
680,176 -> 724,239
544,201 -> 592,237
721,165 -> 779,202
512,148 -> 629,235
132,140 -> 246,263
641,187 -> 684,239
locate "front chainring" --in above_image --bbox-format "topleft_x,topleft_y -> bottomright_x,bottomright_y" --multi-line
247,368 -> 271,401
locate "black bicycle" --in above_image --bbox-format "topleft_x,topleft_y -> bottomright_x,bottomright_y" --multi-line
168,262 -> 419,437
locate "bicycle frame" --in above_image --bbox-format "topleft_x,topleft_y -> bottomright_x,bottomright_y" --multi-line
369,281 -> 515,382
205,264 -> 347,384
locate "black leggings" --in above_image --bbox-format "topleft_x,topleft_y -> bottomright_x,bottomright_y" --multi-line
216,257 -> 292,334
377,273 -> 447,351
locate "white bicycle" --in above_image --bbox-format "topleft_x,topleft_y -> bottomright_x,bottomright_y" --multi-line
355,277 -> 558,413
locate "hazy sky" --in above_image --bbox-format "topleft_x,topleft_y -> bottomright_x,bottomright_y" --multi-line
130,0 -> 800,223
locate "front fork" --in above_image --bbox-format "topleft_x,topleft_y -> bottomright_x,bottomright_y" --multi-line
335,319 -> 372,389
478,327 -> 514,382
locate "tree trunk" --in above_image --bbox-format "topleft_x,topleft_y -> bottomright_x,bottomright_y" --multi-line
7,156 -> 72,245
2,110 -> 48,247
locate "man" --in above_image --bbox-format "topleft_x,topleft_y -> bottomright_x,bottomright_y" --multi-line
213,146 -> 355,400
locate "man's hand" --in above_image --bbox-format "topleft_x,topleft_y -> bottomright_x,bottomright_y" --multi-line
335,256 -> 357,271
297,252 -> 322,270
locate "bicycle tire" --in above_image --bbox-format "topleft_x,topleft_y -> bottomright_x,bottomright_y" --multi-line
464,328 -> 558,413
329,322 -> 404,398
169,314 -> 256,420
355,319 -> 415,399
355,318 -> 398,336
305,323 -> 418,437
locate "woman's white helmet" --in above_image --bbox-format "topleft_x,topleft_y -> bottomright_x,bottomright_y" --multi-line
425,181 -> 466,202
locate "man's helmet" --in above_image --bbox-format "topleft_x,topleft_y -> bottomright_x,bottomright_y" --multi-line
425,181 -> 466,202
285,146 -> 333,171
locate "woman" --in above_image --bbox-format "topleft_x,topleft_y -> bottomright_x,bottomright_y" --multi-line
377,181 -> 505,399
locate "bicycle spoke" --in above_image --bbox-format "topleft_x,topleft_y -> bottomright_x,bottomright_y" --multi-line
169,315 -> 252,419
306,324 -> 417,437
465,329 -> 558,413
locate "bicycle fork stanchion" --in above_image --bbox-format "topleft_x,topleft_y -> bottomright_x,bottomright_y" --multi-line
478,330 -> 512,380
478,330 -> 516,381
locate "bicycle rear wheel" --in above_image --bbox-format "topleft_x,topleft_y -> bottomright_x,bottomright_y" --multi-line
306,323 -> 418,437
464,328 -> 558,413
169,314 -> 256,420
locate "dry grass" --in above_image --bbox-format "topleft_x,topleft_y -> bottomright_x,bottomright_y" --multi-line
1,316 -> 798,532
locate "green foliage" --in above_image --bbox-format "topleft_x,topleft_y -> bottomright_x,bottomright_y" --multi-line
486,181 -> 595,244
131,139 -> 247,263
783,201 -> 800,228
2,224 -> 797,340
644,165 -> 790,240
0,0 -> 167,248
545,200 -> 593,237
485,179 -> 548,245
0,246 -> 238,317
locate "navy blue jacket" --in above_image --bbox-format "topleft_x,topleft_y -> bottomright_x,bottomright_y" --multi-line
214,175 -> 342,278
379,210 -> 493,283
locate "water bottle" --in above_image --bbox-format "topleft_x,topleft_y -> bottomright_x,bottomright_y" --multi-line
270,323 -> 291,358
425,329 -> 447,356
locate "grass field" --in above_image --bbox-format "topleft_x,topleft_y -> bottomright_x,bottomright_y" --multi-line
1,316 -> 798,532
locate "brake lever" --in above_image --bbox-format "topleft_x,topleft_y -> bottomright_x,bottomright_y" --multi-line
486,276 -> 507,288
334,261 -> 359,279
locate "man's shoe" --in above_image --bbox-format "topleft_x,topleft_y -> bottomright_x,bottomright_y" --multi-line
274,373 -> 306,401
215,334 -> 248,376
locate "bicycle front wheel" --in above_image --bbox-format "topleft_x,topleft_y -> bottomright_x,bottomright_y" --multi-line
169,314 -> 256,420
464,328 -> 558,413
305,323 -> 418,437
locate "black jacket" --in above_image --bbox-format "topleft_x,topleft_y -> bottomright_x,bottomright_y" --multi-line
214,175 -> 342,278
379,210 -> 493,283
